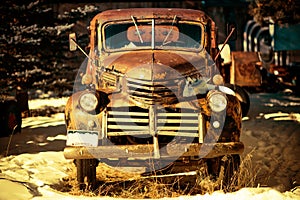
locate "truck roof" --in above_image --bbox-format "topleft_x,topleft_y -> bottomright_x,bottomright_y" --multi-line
90,8 -> 210,25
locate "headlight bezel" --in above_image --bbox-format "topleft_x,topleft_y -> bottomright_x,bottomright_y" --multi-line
78,92 -> 99,112
207,90 -> 228,112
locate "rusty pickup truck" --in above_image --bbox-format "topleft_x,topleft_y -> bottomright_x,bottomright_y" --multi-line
64,8 -> 248,189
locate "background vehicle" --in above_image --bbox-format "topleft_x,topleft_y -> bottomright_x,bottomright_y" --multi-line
228,19 -> 300,93
63,8 -> 249,190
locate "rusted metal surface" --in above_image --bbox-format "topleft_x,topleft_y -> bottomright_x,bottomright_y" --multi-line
221,95 -> 242,142
64,142 -> 244,159
102,51 -> 203,76
91,8 -> 210,27
230,51 -> 261,86
99,50 -> 220,107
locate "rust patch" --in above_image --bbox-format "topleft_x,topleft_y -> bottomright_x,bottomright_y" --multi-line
231,51 -> 261,86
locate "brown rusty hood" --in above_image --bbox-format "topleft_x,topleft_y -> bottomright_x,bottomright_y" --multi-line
102,51 -> 208,80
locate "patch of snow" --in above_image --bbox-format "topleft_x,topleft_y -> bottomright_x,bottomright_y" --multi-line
46,134 -> 67,142
28,97 -> 68,109
268,98 -> 300,107
22,113 -> 65,128
0,179 -> 33,199
263,112 -> 300,123
30,187 -> 300,200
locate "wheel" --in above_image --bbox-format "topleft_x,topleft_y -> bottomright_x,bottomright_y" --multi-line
207,155 -> 240,190
218,155 -> 241,190
75,159 -> 98,191
225,84 -> 250,117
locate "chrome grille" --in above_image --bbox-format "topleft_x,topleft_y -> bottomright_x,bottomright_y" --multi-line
106,106 -> 200,138
126,77 -> 181,105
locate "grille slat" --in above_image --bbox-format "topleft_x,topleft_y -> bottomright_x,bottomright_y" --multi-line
157,131 -> 198,137
108,118 -> 148,123
108,111 -> 148,116
157,126 -> 198,131
108,124 -> 148,130
127,83 -> 174,91
157,119 -> 198,124
107,131 -> 150,136
157,112 -> 198,117
129,89 -> 174,97
126,77 -> 180,105
127,77 -> 178,86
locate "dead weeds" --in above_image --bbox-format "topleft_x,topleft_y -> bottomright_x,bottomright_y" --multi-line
54,152 -> 262,198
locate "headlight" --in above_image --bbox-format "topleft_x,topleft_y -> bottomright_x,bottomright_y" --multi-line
212,74 -> 224,85
79,92 -> 98,112
207,91 -> 227,112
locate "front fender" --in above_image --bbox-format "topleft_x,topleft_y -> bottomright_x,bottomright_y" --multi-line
64,90 -> 109,130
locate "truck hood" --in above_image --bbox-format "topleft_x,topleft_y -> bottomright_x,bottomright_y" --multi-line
102,51 -> 209,80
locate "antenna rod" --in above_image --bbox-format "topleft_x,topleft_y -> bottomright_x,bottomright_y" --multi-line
214,27 -> 235,61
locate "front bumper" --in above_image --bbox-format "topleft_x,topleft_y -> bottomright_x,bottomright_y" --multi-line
63,141 -> 244,160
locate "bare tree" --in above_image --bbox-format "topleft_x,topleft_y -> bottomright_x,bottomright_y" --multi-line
249,0 -> 300,24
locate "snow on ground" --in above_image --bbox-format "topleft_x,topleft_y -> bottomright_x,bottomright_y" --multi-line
0,151 -> 299,200
0,92 -> 299,199
27,97 -> 68,110
22,113 -> 65,128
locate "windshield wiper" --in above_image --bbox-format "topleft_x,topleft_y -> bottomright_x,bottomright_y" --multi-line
131,15 -> 143,43
162,15 -> 177,45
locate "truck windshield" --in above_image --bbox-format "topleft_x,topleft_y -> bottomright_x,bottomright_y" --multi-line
103,19 -> 203,52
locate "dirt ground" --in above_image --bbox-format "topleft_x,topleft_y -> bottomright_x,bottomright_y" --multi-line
241,92 -> 300,191
0,92 -> 299,199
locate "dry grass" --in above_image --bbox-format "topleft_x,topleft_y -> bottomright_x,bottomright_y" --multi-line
97,178 -> 183,198
226,152 -> 261,191
55,152 -> 262,198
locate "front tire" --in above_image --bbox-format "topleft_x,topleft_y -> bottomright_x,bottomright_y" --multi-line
75,159 -> 98,191
218,155 -> 240,190
207,155 -> 240,191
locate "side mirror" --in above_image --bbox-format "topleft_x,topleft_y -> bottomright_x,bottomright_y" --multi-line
218,44 -> 231,65
69,33 -> 77,51
227,23 -> 237,41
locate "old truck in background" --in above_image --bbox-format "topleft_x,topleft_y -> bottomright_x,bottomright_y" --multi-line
226,19 -> 300,93
63,8 -> 250,190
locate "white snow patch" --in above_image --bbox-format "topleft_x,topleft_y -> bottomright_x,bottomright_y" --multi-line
264,112 -> 300,123
28,97 -> 68,109
22,113 -> 65,128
